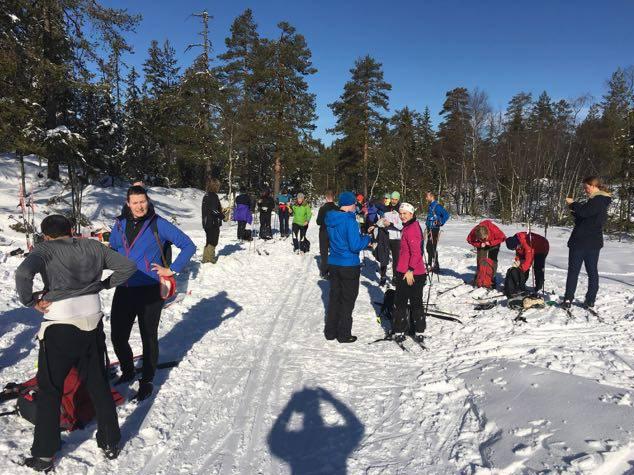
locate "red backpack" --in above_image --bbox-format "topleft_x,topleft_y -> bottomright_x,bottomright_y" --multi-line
475,257 -> 495,289
3,367 -> 124,431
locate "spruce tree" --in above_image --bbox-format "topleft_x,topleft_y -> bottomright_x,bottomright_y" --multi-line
328,56 -> 391,196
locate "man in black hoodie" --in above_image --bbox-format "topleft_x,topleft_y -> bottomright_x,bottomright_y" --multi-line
316,190 -> 339,279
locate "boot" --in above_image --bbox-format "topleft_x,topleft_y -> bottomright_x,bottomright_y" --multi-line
209,245 -> 217,264
202,244 -> 214,264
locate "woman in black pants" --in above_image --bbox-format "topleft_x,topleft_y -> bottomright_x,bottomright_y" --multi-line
202,178 -> 223,263
563,176 -> 612,309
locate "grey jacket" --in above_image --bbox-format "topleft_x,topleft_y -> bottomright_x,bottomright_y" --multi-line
15,237 -> 137,307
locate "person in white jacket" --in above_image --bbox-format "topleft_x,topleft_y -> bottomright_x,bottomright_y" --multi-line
377,191 -> 403,281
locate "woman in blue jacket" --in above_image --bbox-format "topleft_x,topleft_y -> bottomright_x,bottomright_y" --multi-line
109,186 -> 196,401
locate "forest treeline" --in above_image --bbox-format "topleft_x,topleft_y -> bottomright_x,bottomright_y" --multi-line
1,2 -> 633,228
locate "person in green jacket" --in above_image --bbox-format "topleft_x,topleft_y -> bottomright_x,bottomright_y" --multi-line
290,193 -> 312,253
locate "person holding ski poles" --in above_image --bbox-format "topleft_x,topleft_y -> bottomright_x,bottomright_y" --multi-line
290,193 -> 312,254
324,192 -> 372,343
316,190 -> 339,278
424,191 -> 450,273
466,220 -> 506,289
562,176 -> 612,310
504,231 -> 550,297
277,189 -> 292,238
15,215 -> 137,471
109,186 -> 195,401
391,203 -> 428,343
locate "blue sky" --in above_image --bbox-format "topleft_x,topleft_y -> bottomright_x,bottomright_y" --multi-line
104,0 -> 634,144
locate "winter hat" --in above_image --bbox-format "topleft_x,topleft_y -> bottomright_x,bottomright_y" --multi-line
399,202 -> 415,214
505,235 -> 520,250
383,193 -> 391,199
338,191 -> 357,207
356,193 -> 364,202
297,193 -> 305,201
391,191 -> 401,200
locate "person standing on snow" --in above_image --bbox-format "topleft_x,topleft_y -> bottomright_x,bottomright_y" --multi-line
202,178 -> 223,264
504,231 -> 550,297
379,191 -> 403,282
233,188 -> 253,241
391,203 -> 428,343
109,186 -> 196,401
324,192 -> 372,343
277,189 -> 292,238
15,215 -> 137,471
562,176 -> 612,310
290,193 -> 312,253
316,190 -> 339,278
424,191 -> 450,272
368,196 -> 389,286
258,190 -> 275,240
466,220 -> 506,289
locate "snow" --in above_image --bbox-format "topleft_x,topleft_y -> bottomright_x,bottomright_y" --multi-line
1,153 -> 634,473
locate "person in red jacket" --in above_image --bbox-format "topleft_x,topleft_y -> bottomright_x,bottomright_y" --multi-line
505,232 -> 550,292
466,220 -> 506,288
392,203 -> 428,343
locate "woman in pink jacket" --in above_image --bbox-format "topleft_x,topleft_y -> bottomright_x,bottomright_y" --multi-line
392,202 -> 427,343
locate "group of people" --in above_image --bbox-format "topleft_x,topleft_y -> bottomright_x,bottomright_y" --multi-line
465,176 -> 611,310
319,175 -> 612,345
11,175 -> 611,471
319,190 -> 450,344
15,185 -> 195,471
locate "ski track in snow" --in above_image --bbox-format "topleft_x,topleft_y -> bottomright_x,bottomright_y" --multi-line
2,155 -> 634,473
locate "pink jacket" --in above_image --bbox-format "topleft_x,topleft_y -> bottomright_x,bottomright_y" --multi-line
396,219 -> 427,275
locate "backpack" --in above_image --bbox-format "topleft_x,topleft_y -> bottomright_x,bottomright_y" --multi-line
475,257 -> 495,288
3,368 -> 124,431
504,267 -> 527,298
300,238 -> 310,253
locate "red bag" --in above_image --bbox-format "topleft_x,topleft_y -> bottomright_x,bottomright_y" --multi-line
13,368 -> 124,431
475,257 -> 495,289
159,275 -> 177,300
151,220 -> 177,300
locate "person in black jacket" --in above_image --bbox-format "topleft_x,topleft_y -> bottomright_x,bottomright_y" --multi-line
202,178 -> 223,263
316,190 -> 339,279
563,176 -> 612,309
258,190 -> 275,240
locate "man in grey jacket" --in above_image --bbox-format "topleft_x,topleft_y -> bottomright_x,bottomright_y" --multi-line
15,215 -> 136,472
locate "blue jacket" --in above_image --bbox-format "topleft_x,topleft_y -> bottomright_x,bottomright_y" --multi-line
325,210 -> 371,267
425,201 -> 450,230
110,213 -> 196,287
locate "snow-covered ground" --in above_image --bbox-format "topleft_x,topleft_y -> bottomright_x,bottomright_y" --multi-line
1,154 -> 634,474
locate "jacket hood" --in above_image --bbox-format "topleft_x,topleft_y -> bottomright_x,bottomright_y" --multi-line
325,209 -> 351,227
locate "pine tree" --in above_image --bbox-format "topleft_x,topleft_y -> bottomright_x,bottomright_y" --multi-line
328,56 -> 391,196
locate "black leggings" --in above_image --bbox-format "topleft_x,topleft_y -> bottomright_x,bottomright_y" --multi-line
111,285 -> 164,383
292,223 -> 307,251
392,273 -> 427,334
